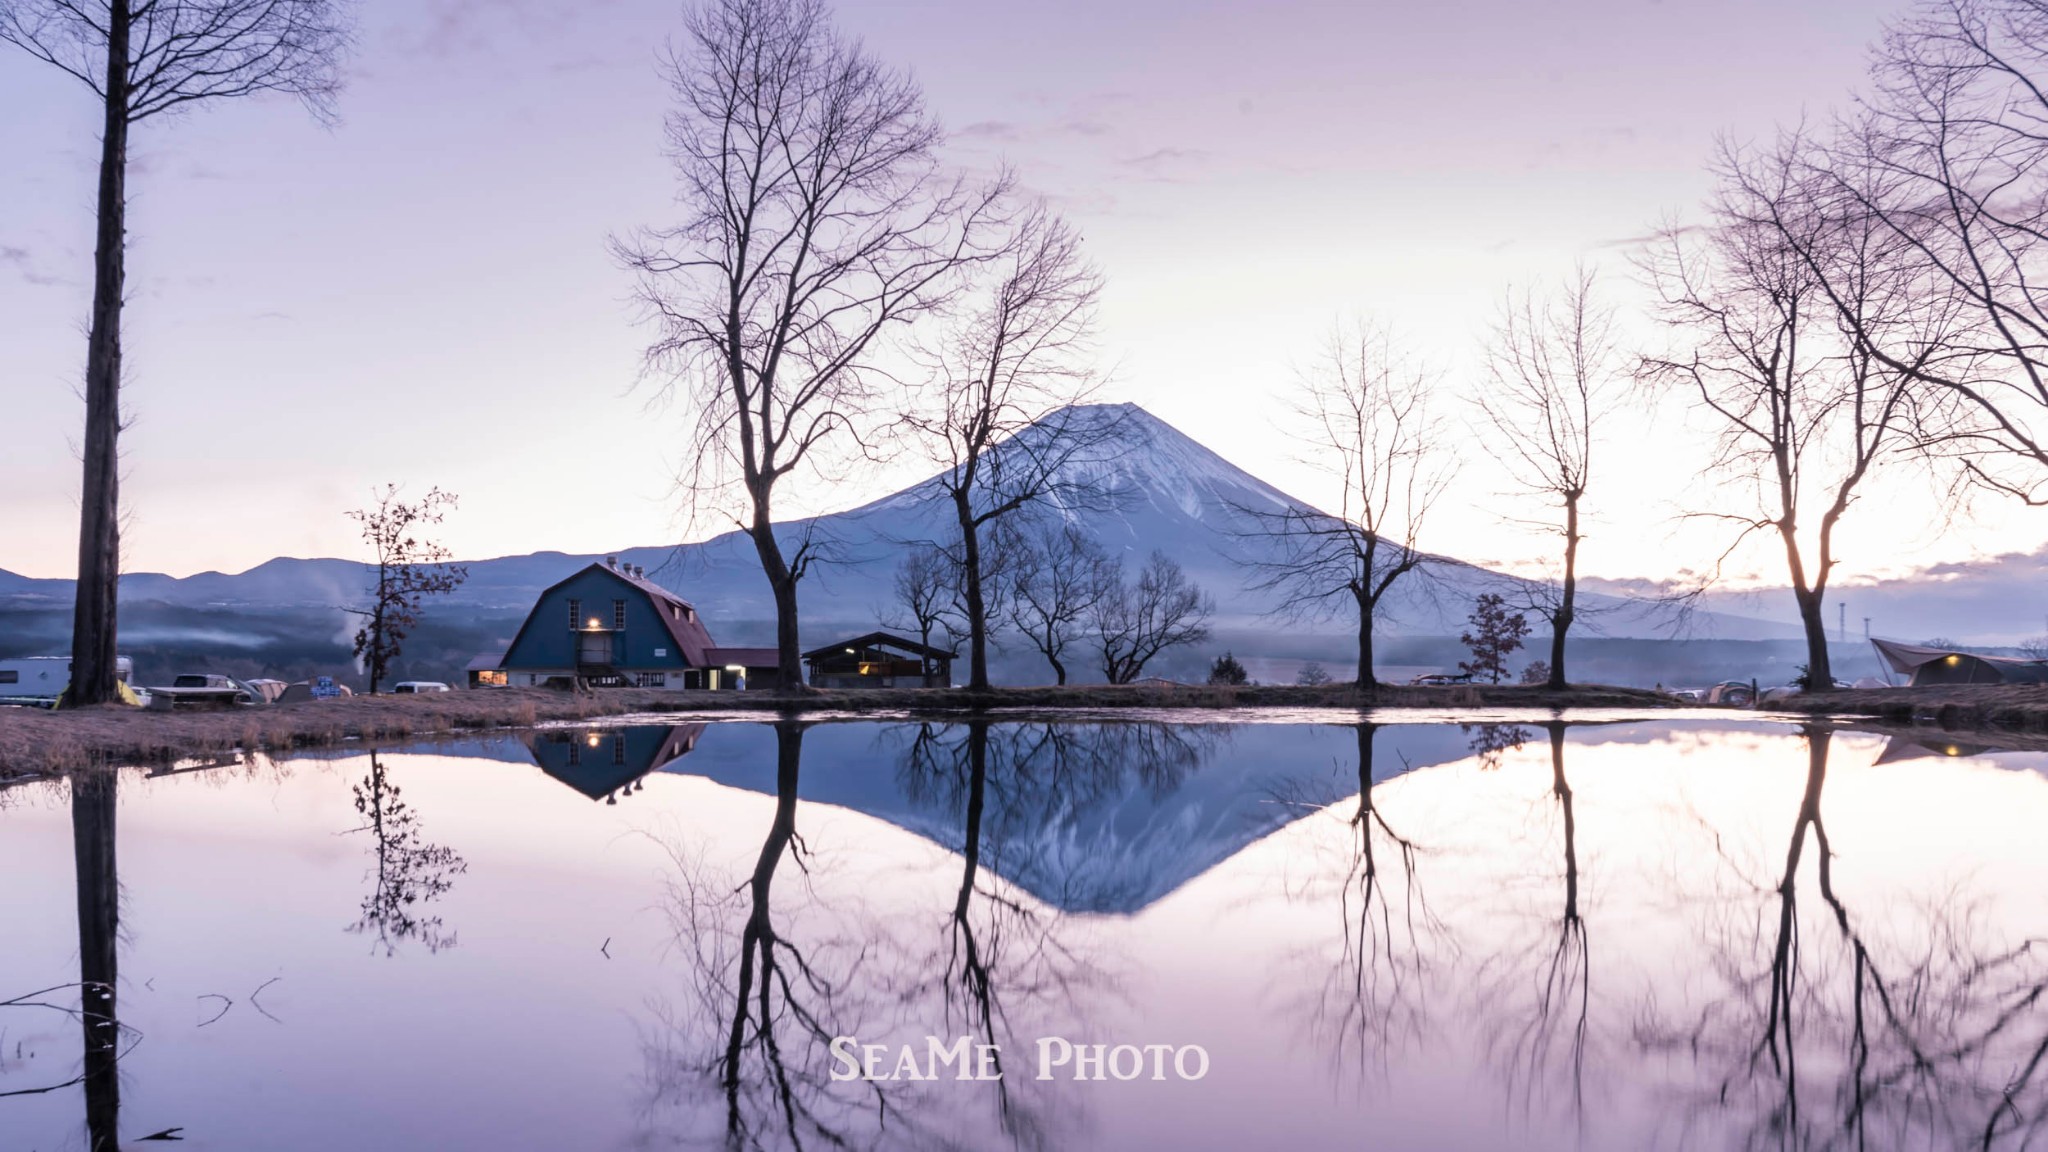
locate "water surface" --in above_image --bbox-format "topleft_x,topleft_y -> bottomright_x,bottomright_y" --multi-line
3,715 -> 2045,1150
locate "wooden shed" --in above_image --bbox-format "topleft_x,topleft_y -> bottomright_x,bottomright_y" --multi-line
802,631 -> 955,689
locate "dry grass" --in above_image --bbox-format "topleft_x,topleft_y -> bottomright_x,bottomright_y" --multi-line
1777,684 -> 2048,732
0,680 -> 1676,777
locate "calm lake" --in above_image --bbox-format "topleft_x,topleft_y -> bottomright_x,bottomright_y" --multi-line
3,713 -> 2046,1151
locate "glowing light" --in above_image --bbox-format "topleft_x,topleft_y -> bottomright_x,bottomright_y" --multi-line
585,734 -> 602,748
1947,655 -> 1962,665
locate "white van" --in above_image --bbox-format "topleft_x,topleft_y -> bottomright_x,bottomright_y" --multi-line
392,681 -> 451,694
0,655 -> 134,703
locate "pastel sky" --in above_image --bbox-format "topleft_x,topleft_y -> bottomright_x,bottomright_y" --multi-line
4,0 -> 2040,585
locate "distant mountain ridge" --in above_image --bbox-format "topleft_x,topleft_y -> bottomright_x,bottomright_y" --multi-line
1,403 -> 1804,652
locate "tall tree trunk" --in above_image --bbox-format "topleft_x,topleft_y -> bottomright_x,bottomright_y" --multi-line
68,3 -> 132,709
1048,653 -> 1066,686
1355,589 -> 1378,690
955,490 -> 990,691
1794,586 -> 1831,689
1548,495 -> 1579,689
748,503 -> 803,690
73,769 -> 121,1151
1777,523 -> 1833,689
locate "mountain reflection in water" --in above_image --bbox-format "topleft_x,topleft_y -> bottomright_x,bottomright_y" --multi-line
1,717 -> 2046,1150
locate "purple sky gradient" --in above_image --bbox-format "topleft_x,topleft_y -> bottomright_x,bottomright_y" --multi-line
4,0 -> 2034,585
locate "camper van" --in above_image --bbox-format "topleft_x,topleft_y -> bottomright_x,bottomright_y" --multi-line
0,655 -> 135,705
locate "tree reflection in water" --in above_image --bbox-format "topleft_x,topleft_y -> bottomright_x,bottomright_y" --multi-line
1463,721 -> 1532,771
72,768 -> 122,1151
1277,723 -> 1450,1083
346,751 -> 467,955
0,771 -> 132,1151
1638,723 -> 2048,1149
893,720 -> 1142,1150
1473,720 -> 1593,1131
644,720 -> 1193,1150
644,721 -> 916,1151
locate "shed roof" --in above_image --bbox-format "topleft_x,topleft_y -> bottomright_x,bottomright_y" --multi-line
802,630 -> 957,661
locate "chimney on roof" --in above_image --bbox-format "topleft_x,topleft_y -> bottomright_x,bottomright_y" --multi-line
607,555 -> 618,570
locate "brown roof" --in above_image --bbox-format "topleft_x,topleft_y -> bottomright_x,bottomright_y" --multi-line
608,566 -> 719,665
801,631 -> 957,661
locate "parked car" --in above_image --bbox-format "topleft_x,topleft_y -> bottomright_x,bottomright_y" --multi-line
393,681 -> 451,694
1410,672 -> 1474,686
166,673 -> 262,705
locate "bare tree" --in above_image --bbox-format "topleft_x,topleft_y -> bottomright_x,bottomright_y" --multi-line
1093,551 -> 1212,684
1243,324 -> 1453,688
889,543 -> 956,682
1,0 -> 353,707
346,485 -> 468,695
902,206 -> 1108,691
1476,267 -> 1627,688
1005,519 -> 1116,685
613,0 -> 1007,690
1809,0 -> 2048,506
1640,136 -> 1927,688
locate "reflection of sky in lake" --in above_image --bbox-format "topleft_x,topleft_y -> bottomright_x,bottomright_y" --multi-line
2,718 -> 2046,1150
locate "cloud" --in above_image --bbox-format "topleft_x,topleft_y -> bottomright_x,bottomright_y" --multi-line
0,244 -> 62,287
1116,147 -> 1211,182
958,120 -> 1021,141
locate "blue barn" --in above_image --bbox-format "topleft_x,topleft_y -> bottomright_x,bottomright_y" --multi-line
492,558 -> 779,690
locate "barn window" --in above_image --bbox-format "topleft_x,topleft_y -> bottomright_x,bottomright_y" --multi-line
567,598 -> 581,630
636,672 -> 666,687
613,599 -> 627,630
612,736 -> 626,766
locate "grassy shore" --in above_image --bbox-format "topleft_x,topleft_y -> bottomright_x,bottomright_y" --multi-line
1776,684 -> 2048,732
0,681 -> 1675,776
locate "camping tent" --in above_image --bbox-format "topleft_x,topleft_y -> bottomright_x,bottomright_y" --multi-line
1870,638 -> 2048,687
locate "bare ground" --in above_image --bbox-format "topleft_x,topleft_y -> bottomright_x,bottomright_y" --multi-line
0,681 -> 1680,776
